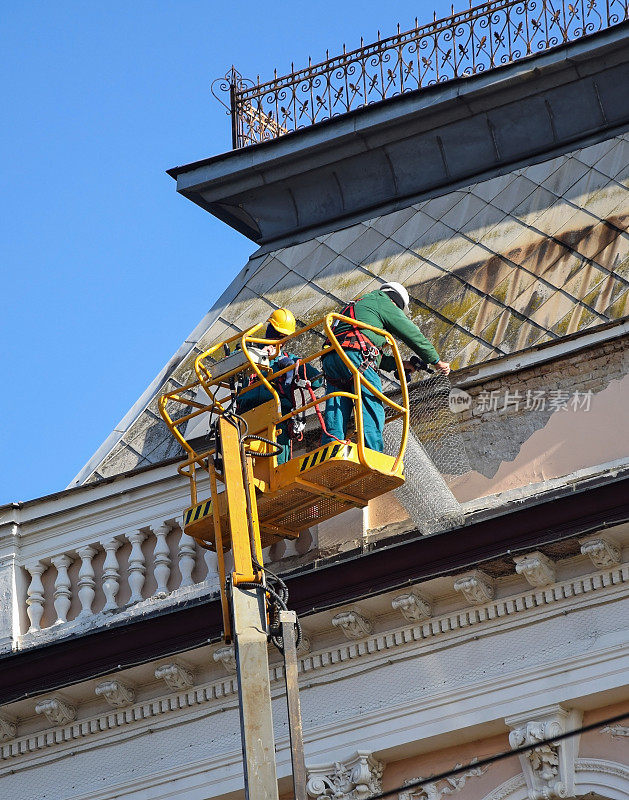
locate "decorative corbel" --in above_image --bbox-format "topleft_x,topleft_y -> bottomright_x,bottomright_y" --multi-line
331,610 -> 373,640
154,662 -> 194,690
453,570 -> 494,604
392,591 -> 432,622
514,552 -> 556,587
579,536 -> 621,568
307,750 -> 384,799
506,704 -> 582,800
35,697 -> 77,726
0,715 -> 16,741
213,645 -> 237,674
95,679 -> 135,708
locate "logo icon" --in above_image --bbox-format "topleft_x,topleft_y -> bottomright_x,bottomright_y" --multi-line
448,388 -> 472,413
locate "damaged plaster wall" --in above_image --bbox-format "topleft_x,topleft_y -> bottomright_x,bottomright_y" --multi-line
369,332 -> 628,528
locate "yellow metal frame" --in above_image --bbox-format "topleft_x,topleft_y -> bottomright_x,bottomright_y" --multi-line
158,312 -> 409,540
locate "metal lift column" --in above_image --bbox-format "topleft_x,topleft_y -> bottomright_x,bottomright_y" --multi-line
219,417 -> 279,800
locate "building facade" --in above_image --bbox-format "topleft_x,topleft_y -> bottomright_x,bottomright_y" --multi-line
1,6 -> 628,800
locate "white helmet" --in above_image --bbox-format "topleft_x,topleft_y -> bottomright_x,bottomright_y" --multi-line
380,281 -> 410,313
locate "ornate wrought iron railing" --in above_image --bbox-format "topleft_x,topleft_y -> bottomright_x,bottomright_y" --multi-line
213,0 -> 628,148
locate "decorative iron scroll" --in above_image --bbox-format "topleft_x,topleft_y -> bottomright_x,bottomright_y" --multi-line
214,0 -> 628,148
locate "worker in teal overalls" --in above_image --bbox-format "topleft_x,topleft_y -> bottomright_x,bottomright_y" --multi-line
322,282 -> 450,452
236,308 -> 322,464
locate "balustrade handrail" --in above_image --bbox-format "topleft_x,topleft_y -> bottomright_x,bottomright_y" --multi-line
212,0 -> 629,148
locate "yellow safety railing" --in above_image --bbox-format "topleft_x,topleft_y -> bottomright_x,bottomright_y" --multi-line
158,312 -> 409,506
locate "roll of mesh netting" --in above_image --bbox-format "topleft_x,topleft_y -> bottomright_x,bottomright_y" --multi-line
383,419 -> 464,536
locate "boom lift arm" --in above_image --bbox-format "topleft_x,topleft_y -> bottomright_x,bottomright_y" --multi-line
158,313 -> 410,800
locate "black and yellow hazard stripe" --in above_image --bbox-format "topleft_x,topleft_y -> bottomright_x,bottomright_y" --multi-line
184,499 -> 213,527
299,442 -> 347,472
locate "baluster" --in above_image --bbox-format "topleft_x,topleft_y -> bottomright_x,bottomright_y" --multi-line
101,537 -> 122,612
178,531 -> 196,588
126,531 -> 147,605
204,548 -> 219,588
76,546 -> 97,618
51,554 -> 73,624
153,523 -> 171,596
26,562 -> 46,633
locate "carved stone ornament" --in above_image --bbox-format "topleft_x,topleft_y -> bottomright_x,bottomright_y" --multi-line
453,571 -> 494,604
514,552 -> 556,587
213,645 -> 237,674
0,716 -> 17,741
307,750 -> 384,799
580,536 -> 621,568
399,758 -> 487,800
600,725 -> 629,738
392,592 -> 432,622
506,704 -> 582,800
155,662 -> 194,690
297,635 -> 312,656
95,680 -> 135,708
35,697 -> 77,726
331,610 -> 373,640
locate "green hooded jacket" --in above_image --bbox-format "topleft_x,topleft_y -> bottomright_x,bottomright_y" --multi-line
332,290 -> 440,372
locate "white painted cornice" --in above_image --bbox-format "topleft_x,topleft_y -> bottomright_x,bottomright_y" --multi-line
2,560 -> 627,768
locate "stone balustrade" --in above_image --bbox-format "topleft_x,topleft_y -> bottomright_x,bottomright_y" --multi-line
19,522 -> 220,642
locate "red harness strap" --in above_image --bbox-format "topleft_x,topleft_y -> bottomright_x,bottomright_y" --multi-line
333,300 -> 377,354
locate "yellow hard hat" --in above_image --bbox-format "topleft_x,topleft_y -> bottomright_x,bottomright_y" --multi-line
267,308 -> 296,336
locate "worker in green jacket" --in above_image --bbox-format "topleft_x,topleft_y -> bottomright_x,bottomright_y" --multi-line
322,282 -> 450,452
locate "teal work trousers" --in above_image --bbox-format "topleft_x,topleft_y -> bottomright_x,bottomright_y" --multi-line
275,422 -> 291,465
321,349 -> 385,452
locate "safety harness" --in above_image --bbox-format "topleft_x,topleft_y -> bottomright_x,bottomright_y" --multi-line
325,299 -> 380,388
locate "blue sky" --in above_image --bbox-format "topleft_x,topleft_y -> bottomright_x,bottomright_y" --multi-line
1,0 -> 455,503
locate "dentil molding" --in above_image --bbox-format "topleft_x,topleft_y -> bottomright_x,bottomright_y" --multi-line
1,562 -> 626,764
306,750 -> 384,799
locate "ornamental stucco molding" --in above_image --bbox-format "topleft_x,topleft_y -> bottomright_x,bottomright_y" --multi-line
0,716 -> 16,742
306,751 -> 384,799
513,552 -> 556,587
95,679 -> 135,708
580,536 -> 621,568
154,662 -> 194,690
213,646 -> 237,674
453,571 -> 494,604
574,758 -> 629,781
34,697 -> 77,726
484,774 -> 527,800
506,704 -> 582,800
392,591 -> 432,622
1,563 -> 626,763
600,724 -> 629,738
332,610 -> 373,640
399,758 -> 487,800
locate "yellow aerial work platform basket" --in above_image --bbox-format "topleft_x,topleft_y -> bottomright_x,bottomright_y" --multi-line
159,313 -> 409,552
